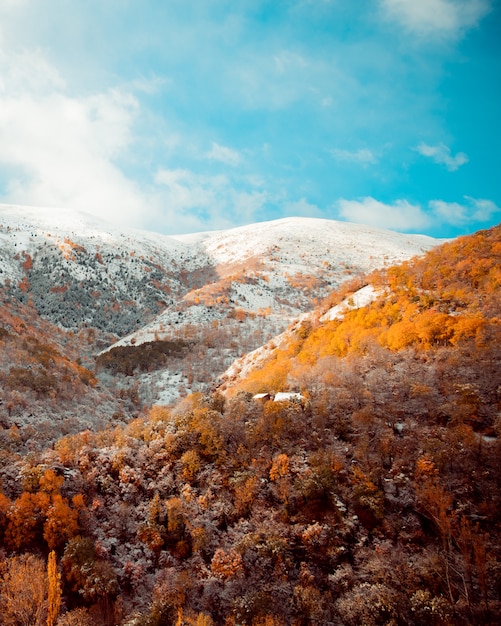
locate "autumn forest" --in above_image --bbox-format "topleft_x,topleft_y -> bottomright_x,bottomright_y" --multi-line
0,224 -> 500,625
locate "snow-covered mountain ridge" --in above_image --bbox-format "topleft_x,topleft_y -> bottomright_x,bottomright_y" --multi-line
172,216 -> 437,268
0,203 -> 444,405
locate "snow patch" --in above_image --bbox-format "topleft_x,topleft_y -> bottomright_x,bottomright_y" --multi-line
320,284 -> 383,321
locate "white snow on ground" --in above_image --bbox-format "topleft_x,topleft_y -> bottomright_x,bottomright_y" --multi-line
320,284 -> 383,321
274,392 -> 305,402
140,369 -> 188,406
0,205 -> 442,292
0,203 -> 193,279
172,216 -> 440,270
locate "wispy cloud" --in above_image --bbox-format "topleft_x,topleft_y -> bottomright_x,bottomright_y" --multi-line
224,46 -> 343,111
415,142 -> 468,171
430,195 -> 500,224
336,197 -> 431,231
0,46 -> 66,95
0,41 -> 268,234
0,47 -> 151,227
154,168 -> 226,216
336,194 -> 500,232
129,75 -> 171,95
380,0 -> 491,38
154,168 -> 269,233
330,148 -> 377,165
207,142 -> 241,167
273,51 -> 308,74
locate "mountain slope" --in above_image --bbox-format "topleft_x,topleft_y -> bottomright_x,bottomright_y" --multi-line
0,206 -> 440,336
0,224 -> 498,625
219,223 -> 501,416
0,204 -> 203,336
1,204 -> 443,405
0,291 -> 138,455
97,216 -> 443,404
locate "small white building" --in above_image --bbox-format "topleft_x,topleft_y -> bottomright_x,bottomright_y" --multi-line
252,392 -> 272,402
273,392 -> 305,403
252,391 -> 306,404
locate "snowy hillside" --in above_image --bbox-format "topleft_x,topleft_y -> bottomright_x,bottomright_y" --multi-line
105,216 -> 442,405
0,204 -> 444,405
173,216 -> 439,273
0,204 -> 200,335
218,284 -> 385,392
115,216 -> 441,346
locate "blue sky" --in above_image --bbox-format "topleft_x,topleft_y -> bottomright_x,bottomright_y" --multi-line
0,0 -> 499,237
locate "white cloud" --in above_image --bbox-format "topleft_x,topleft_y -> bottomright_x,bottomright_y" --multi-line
337,196 -> 431,231
381,0 -> 491,37
0,42 -> 267,235
0,88 -> 151,227
415,142 -> 468,171
429,200 -> 467,222
0,0 -> 29,15
330,148 -> 377,165
154,167 -> 269,233
336,195 -> 500,233
273,51 -> 308,74
129,74 -> 171,95
430,196 -> 500,224
0,44 -> 158,227
225,46 -> 339,111
207,142 -> 241,167
465,197 -> 500,221
0,47 -> 65,94
155,168 -> 226,213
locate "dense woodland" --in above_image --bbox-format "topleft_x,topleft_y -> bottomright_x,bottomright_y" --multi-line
0,225 -> 500,625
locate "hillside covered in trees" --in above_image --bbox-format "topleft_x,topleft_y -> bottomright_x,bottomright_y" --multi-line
0,207 -> 441,408
0,224 -> 500,625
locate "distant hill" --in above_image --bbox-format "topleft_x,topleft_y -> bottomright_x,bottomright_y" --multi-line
0,204 -> 442,405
